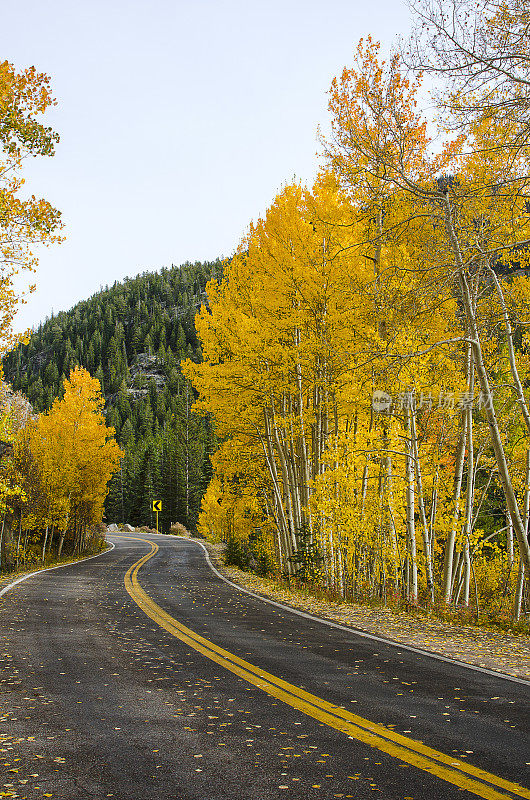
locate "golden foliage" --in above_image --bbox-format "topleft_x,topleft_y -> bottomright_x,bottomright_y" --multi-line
187,33 -> 530,624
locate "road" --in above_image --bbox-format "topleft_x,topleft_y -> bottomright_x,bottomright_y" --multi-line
0,533 -> 528,800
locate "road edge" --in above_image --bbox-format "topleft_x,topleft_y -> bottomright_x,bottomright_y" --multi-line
182,537 -> 530,687
0,542 -> 116,599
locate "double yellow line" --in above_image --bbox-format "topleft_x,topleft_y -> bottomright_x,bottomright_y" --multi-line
123,536 -> 529,800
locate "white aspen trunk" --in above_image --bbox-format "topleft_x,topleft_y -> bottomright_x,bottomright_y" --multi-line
313,383 -> 321,480
285,417 -> 301,535
327,527 -> 335,591
513,560 -> 525,621
360,465 -> 369,518
0,512 -> 6,573
453,553 -> 464,605
406,405 -> 418,602
295,333 -> 312,535
282,402 -> 302,543
386,456 -> 401,592
488,268 -> 530,436
443,193 -> 530,577
513,448 -> 530,620
47,525 -> 55,557
411,407 -> 435,601
429,484 -> 438,553
42,500 -> 52,564
271,405 -> 298,557
377,463 -> 386,598
506,512 -> 514,572
262,413 -> 286,525
333,462 -> 343,593
42,526 -> 49,564
462,541 -> 471,607
336,537 -> 344,598
443,409 -> 467,601
263,491 -> 283,568
428,430 -> 441,557
15,514 -> 22,570
58,498 -> 71,559
261,412 -> 291,573
462,357 -> 476,608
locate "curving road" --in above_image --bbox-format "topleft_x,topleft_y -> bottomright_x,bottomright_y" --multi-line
0,534 -> 528,800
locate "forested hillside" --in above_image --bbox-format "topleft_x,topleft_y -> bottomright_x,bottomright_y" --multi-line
3,260 -> 222,532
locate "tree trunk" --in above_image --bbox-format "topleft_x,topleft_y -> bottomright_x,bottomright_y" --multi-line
0,512 -> 6,573
487,267 -> 530,436
405,405 -> 418,602
15,513 -> 22,571
443,193 -> 530,577
513,448 -> 530,620
411,406 -> 434,602
47,526 -> 55,558
386,456 -> 401,592
42,526 -> 49,564
443,408 -> 467,601
462,357 -> 476,607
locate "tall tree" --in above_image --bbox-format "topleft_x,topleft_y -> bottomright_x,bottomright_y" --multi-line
0,60 -> 62,352
29,367 -> 122,555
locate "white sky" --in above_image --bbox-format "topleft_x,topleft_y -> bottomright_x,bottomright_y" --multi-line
1,0 -> 411,331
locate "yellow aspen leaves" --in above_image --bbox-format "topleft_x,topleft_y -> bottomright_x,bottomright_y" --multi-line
13,368 -> 122,555
186,29 -> 530,621
0,61 -> 62,354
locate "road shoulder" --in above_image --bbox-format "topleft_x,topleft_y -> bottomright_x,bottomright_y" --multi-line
0,544 -> 113,598
192,537 -> 530,681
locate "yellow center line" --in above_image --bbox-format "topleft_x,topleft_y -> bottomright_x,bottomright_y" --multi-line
121,536 -> 530,800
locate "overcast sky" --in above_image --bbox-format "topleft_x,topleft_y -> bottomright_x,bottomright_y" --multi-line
1,0 -> 411,331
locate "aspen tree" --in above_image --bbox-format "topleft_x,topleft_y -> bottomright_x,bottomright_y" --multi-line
186,180 -> 367,574
190,28 -> 530,614
29,368 -> 122,553
0,61 -> 62,352
324,37 -> 530,587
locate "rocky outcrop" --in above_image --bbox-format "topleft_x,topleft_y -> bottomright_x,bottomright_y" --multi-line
129,353 -> 167,391
106,523 -> 136,532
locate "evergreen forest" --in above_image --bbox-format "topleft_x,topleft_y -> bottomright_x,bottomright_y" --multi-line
3,260 -> 222,533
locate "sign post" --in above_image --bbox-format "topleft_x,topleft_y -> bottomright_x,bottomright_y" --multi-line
152,500 -> 162,533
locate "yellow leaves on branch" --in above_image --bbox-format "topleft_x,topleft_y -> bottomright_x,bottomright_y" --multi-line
20,367 -> 123,533
186,173 -> 464,589
0,60 -> 63,354
187,27 -> 530,616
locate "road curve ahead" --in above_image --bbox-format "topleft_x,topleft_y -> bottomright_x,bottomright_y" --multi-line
0,534 -> 528,800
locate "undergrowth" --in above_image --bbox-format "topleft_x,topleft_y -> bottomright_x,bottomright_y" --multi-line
223,559 -> 530,636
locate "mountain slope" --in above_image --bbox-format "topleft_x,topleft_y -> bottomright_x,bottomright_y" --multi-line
3,259 -> 222,532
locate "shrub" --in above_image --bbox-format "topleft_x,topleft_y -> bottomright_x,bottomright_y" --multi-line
169,521 -> 189,537
224,535 -> 251,570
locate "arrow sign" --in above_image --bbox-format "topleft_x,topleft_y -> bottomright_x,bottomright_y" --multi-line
152,500 -> 162,512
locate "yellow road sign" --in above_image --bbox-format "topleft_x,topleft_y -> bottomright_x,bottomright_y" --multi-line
152,500 -> 162,512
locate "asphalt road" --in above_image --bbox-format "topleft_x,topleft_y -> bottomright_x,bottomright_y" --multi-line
0,533 -> 528,800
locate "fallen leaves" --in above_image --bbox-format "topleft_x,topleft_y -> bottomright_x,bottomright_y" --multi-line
212,553 -> 530,679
